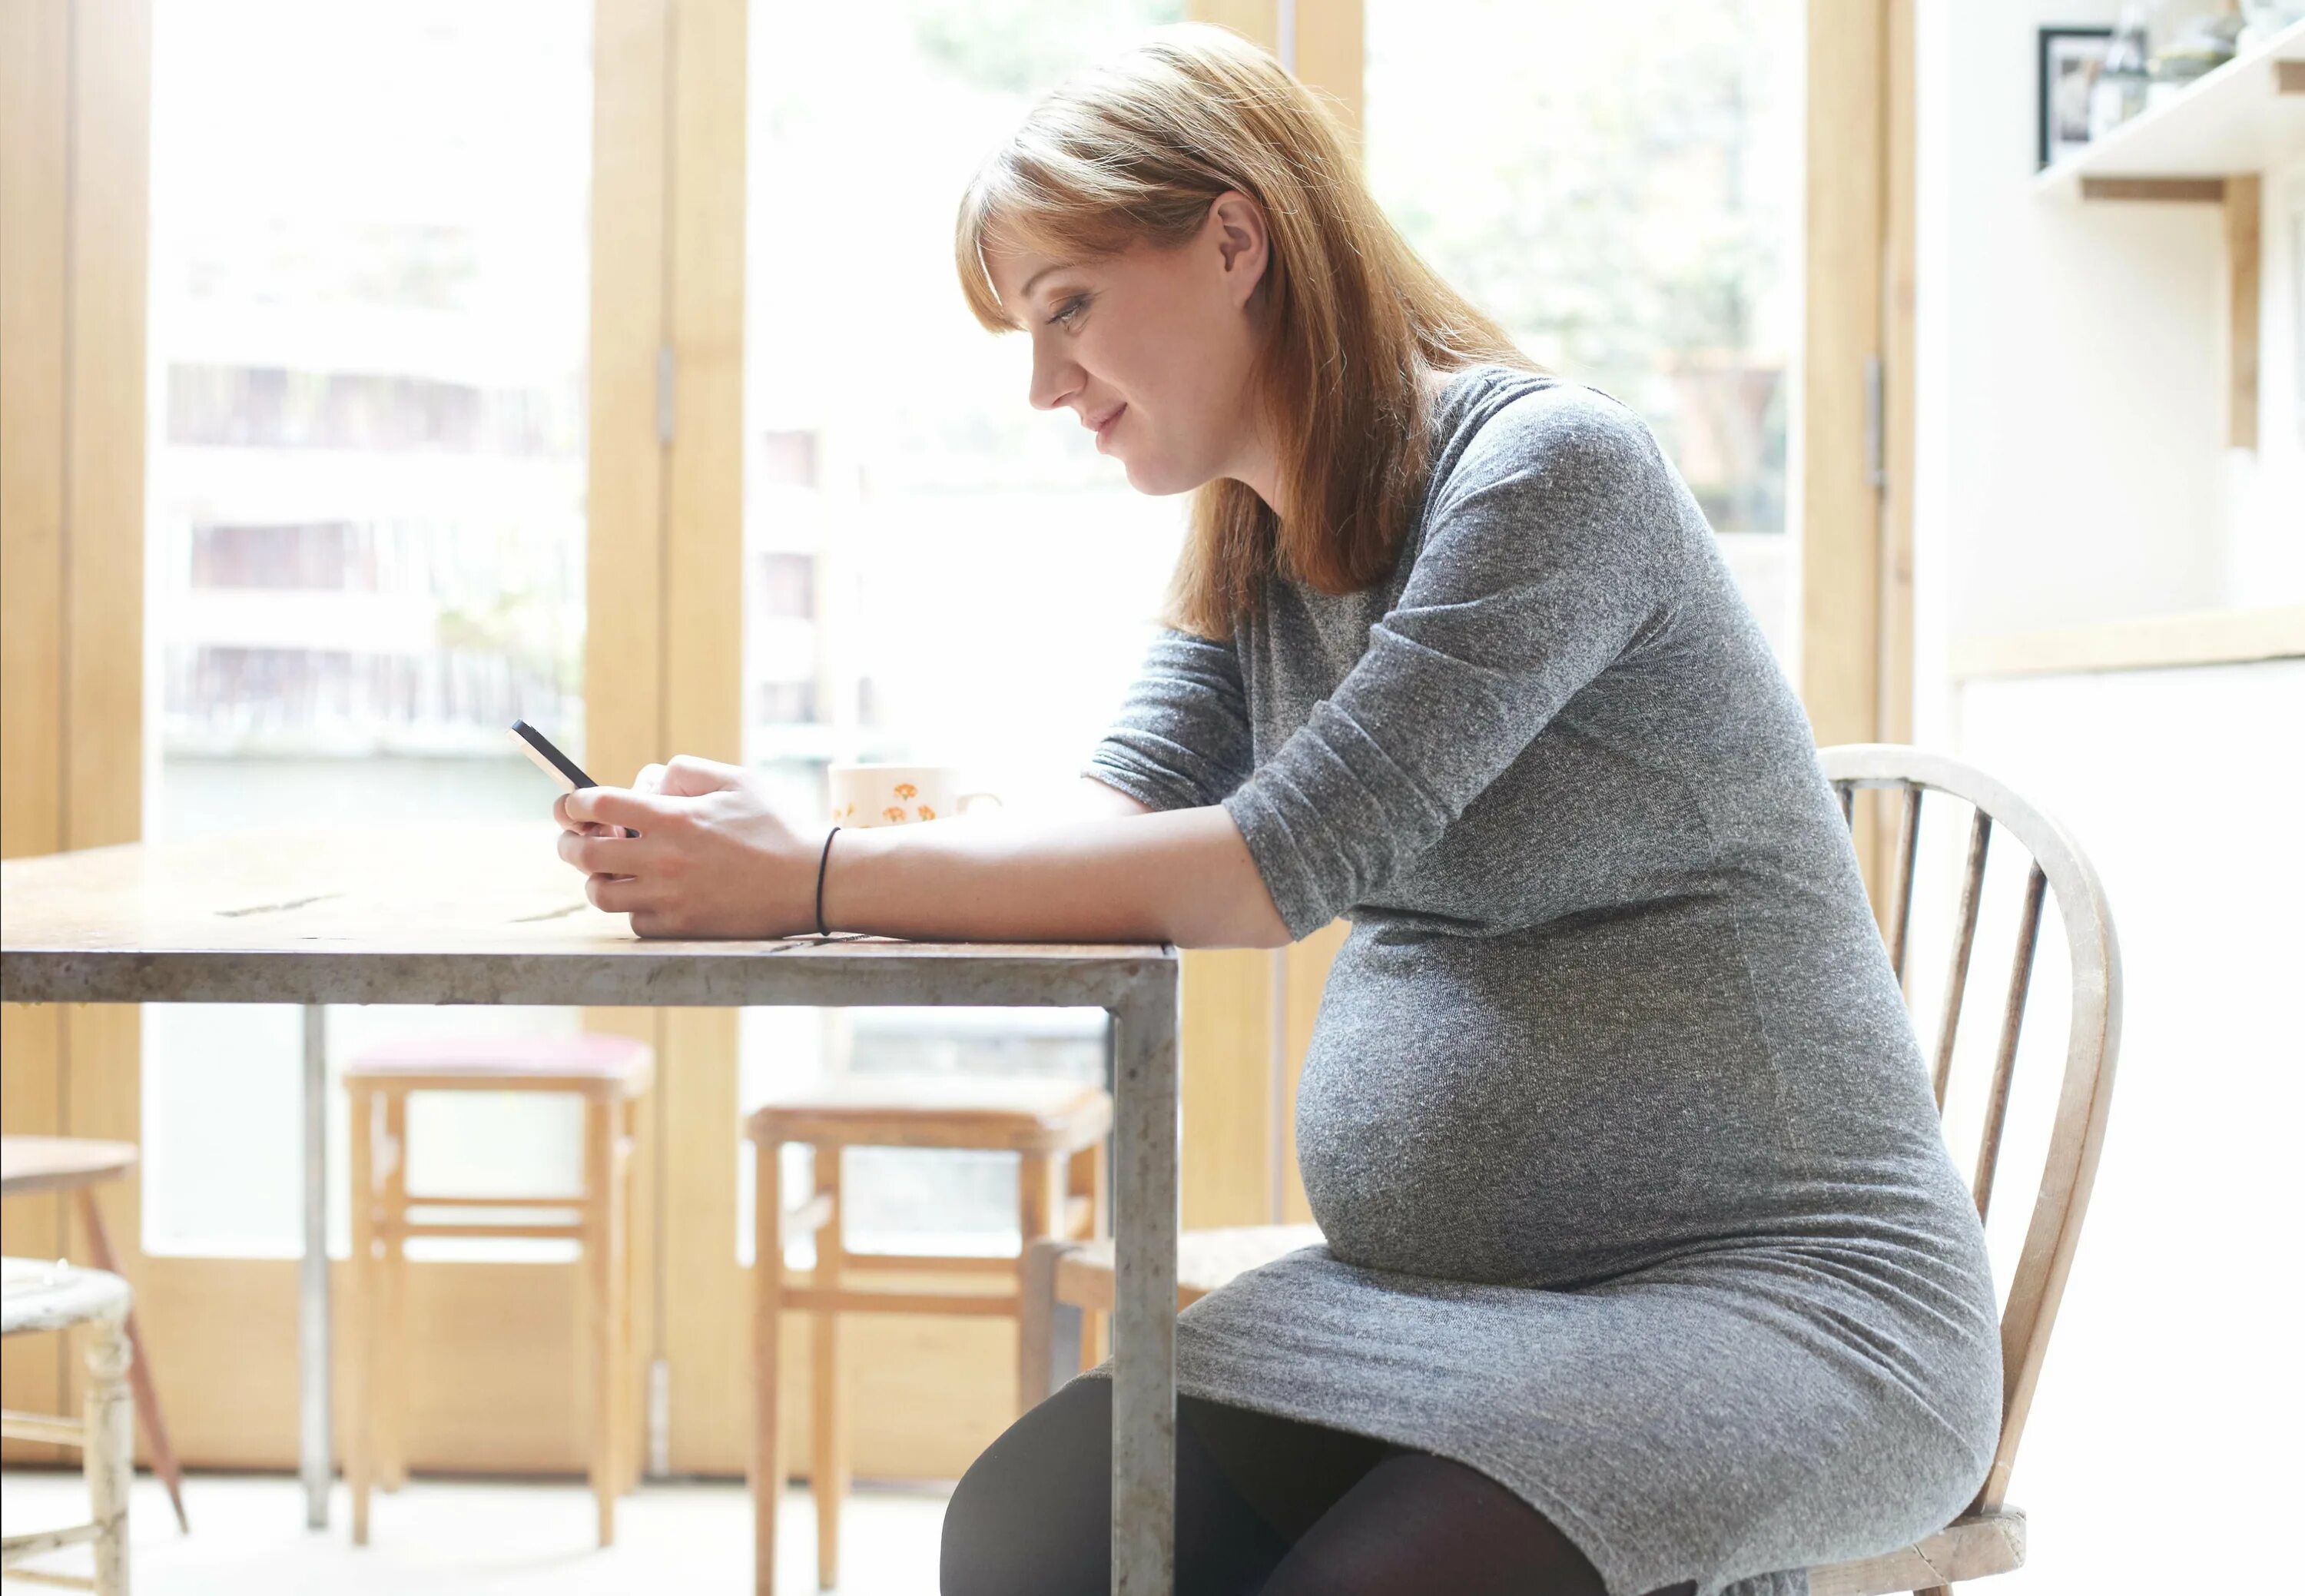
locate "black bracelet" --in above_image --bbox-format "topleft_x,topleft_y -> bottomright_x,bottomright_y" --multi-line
814,825 -> 841,937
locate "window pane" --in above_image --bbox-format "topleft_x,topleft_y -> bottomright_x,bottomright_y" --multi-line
735,1 -> 1181,1263
140,0 -> 593,1259
1365,0 -> 1805,669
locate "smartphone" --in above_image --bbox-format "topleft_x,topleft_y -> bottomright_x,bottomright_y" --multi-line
510,718 -> 637,837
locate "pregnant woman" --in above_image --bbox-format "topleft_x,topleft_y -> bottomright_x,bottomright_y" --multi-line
553,22 -> 2002,1596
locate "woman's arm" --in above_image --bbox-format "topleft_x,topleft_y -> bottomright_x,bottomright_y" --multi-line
555,757 -> 1290,948
822,802 -> 1287,947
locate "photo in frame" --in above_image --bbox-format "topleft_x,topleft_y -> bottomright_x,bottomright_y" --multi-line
2038,25 -> 2114,170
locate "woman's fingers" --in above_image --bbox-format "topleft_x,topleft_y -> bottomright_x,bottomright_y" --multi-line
558,827 -> 656,876
658,753 -> 749,797
564,785 -> 680,834
584,871 -> 654,914
633,762 -> 669,795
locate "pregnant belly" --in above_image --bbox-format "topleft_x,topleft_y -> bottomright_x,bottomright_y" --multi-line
1292,917 -> 1799,1287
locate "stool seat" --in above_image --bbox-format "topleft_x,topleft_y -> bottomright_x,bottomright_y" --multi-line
344,1034 -> 653,1097
1,1257 -> 132,1339
0,1136 -> 138,1196
747,1073 -> 1111,1153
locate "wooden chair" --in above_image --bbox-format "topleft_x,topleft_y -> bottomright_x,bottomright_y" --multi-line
1,1257 -> 134,1594
1021,743 -> 2122,1596
343,1033 -> 652,1550
0,1136 -> 190,1532
747,1073 -> 1112,1595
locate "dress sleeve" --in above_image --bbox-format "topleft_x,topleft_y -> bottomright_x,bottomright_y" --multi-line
1081,624 -> 1255,813
1219,390 -> 1685,941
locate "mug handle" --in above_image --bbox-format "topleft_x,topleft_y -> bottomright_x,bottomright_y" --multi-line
957,790 -> 1004,815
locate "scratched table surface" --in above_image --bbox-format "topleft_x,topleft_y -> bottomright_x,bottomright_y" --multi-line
0,825 -> 1174,1008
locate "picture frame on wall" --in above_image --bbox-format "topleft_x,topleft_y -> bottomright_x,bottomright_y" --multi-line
2038,25 -> 2114,169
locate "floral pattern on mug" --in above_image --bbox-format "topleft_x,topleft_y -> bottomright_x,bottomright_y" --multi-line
917,805 -> 936,820
883,805 -> 907,822
895,782 -> 917,799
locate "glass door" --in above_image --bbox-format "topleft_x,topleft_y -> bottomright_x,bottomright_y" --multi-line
134,0 -> 600,1471
1363,0 -> 1806,672
662,0 -> 1189,1481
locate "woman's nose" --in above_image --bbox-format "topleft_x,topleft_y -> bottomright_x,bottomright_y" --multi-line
1026,342 -> 1080,413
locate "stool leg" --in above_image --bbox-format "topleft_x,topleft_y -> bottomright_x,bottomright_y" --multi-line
1016,1151 -> 1066,1415
1088,1137 -> 1109,1368
380,1089 -> 410,1494
348,1087 -> 376,1547
751,1133 -> 788,1596
1066,1140 -> 1110,1370
811,1143 -> 847,1593
618,1096 -> 642,1497
75,1187 -> 189,1532
582,1097 -> 617,1549
84,1311 -> 134,1596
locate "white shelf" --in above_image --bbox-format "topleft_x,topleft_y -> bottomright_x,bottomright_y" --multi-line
2035,18 -> 2305,199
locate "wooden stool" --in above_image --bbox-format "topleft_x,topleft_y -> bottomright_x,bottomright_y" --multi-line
1,1257 -> 134,1594
745,1073 -> 1112,1595
0,1136 -> 189,1532
343,1034 -> 652,1550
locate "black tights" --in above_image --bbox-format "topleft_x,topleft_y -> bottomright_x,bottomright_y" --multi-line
940,1377 -> 1697,1596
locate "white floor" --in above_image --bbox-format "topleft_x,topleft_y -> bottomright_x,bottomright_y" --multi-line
0,1468 -> 954,1594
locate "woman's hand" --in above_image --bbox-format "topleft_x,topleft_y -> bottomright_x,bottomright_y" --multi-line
552,755 -> 827,939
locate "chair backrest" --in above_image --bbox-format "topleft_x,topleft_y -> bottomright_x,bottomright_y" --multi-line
1819,744 -> 2122,1515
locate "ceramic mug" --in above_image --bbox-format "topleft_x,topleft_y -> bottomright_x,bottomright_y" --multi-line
827,763 -> 1003,828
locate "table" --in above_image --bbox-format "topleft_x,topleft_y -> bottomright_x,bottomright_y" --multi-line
1,826 -> 1182,1594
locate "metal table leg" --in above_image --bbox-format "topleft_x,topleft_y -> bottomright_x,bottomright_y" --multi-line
300,1004 -> 331,1528
1108,980 -> 1180,1595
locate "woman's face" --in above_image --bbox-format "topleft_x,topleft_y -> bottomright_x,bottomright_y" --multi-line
985,191 -> 1274,503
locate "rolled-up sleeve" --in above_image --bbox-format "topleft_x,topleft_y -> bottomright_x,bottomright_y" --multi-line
1219,392 -> 1683,942
1083,625 -> 1255,813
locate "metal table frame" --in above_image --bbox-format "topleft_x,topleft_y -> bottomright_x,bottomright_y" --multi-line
4,868 -> 1182,1595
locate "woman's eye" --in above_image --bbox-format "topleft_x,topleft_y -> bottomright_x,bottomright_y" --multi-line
1050,295 -> 1088,327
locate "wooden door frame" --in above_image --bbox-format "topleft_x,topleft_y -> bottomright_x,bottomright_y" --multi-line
1804,0 -> 1919,901
1,0 -> 151,1464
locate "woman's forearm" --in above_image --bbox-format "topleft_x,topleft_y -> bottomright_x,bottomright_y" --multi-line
818,805 -> 1292,948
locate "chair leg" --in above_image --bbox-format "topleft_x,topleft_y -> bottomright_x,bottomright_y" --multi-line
582,1097 -> 617,1549
751,1133 -> 788,1596
1020,1236 -> 1086,1408
380,1090 -> 410,1494
347,1087 -> 376,1547
83,1312 -> 134,1596
75,1187 -> 189,1533
811,1143 -> 847,1593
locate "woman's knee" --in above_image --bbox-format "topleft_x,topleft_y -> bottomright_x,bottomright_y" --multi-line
940,1378 -> 1113,1596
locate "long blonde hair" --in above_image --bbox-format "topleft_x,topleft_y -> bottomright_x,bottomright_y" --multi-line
954,22 -> 1537,640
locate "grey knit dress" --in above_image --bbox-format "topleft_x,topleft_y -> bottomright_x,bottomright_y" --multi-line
1075,367 -> 2003,1596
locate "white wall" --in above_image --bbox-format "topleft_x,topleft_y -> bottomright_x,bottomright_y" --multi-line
1922,0 -> 2241,652
1909,8 -> 2305,1590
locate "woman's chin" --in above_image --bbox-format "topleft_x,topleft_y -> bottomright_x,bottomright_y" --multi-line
1119,455 -> 1199,497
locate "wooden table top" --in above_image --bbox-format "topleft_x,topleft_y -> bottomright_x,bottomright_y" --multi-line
0,827 -> 1174,1009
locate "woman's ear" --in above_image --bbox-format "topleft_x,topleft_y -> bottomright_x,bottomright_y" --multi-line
1208,189 -> 1270,307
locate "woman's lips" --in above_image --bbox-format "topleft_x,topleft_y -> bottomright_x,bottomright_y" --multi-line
1093,403 -> 1126,446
